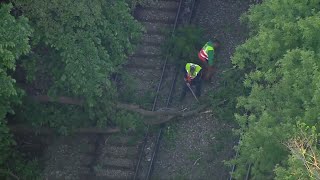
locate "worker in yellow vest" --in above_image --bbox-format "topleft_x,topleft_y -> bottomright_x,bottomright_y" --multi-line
198,40 -> 220,80
179,63 -> 202,101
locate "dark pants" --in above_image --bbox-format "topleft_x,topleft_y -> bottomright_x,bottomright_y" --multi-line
198,61 -> 215,81
180,80 -> 202,101
203,66 -> 215,81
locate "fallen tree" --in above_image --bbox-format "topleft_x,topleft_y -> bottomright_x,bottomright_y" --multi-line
30,95 -> 210,125
10,124 -> 120,135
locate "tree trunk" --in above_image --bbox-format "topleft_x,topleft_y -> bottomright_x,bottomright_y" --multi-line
10,124 -> 120,134
30,95 -> 209,125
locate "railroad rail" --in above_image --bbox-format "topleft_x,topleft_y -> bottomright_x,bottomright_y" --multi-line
84,0 -> 199,179
16,0 -> 196,179
76,1 -> 187,178
78,0 -> 188,179
229,137 -> 252,180
134,0 -> 196,179
133,0 -> 183,179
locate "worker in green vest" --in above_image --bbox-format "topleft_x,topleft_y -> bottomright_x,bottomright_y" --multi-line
198,40 -> 220,80
179,63 -> 202,101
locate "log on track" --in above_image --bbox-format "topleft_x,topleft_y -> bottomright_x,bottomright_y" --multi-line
10,124 -> 120,134
30,95 -> 209,125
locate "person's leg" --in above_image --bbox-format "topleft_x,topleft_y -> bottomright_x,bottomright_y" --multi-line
195,80 -> 202,97
179,83 -> 188,101
206,66 -> 215,81
197,59 -> 211,81
197,61 -> 208,81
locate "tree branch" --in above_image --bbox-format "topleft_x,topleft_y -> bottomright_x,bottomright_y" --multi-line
30,95 -> 212,125
9,124 -> 120,135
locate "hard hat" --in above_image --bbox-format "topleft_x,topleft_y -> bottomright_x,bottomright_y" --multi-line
190,64 -> 196,74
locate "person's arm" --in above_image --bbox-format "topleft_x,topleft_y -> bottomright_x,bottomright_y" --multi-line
207,50 -> 214,66
193,70 -> 202,83
184,72 -> 191,83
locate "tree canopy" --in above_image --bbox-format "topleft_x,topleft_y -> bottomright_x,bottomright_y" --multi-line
0,1 -> 144,178
0,1 -> 32,164
229,0 -> 320,179
0,3 -> 31,123
0,3 -> 37,179
13,0 -> 143,128
2,0 -> 320,179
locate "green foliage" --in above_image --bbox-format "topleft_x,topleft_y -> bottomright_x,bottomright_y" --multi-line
16,100 -> 90,135
113,110 -> 144,132
0,0 -> 23,165
0,160 -> 40,180
3,157 -> 41,180
117,72 -> 154,108
13,0 -> 143,128
275,123 -> 320,180
163,25 -> 204,66
228,0 -> 320,179
117,73 -> 137,103
208,65 -> 249,122
17,0 -> 141,97
0,119 -> 15,168
0,3 -> 40,179
0,2 -> 31,120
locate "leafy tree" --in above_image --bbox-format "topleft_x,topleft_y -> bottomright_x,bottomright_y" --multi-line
163,25 -> 204,66
227,0 -> 320,179
208,66 -> 249,122
0,2 -> 31,124
0,2 -> 31,165
275,123 -> 320,180
13,0 -> 143,129
0,3 -> 39,179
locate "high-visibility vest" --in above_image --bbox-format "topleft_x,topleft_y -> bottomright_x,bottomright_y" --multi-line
199,42 -> 214,60
185,63 -> 202,80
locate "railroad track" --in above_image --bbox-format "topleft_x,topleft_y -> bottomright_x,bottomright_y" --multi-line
78,133 -> 141,179
132,0 -> 196,180
130,0 -> 184,179
229,139 -> 252,180
77,0 -> 187,179
29,0 -> 247,179
14,0 -> 251,179
21,1 -> 194,179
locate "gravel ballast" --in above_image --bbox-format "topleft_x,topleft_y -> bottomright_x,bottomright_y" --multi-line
39,1 -> 253,179
152,0 -> 251,179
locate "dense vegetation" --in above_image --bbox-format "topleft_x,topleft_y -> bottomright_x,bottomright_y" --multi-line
2,0 -> 320,179
0,3 -> 41,179
0,0 -> 144,178
211,0 -> 320,179
163,25 -> 204,66
13,0 -> 143,129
